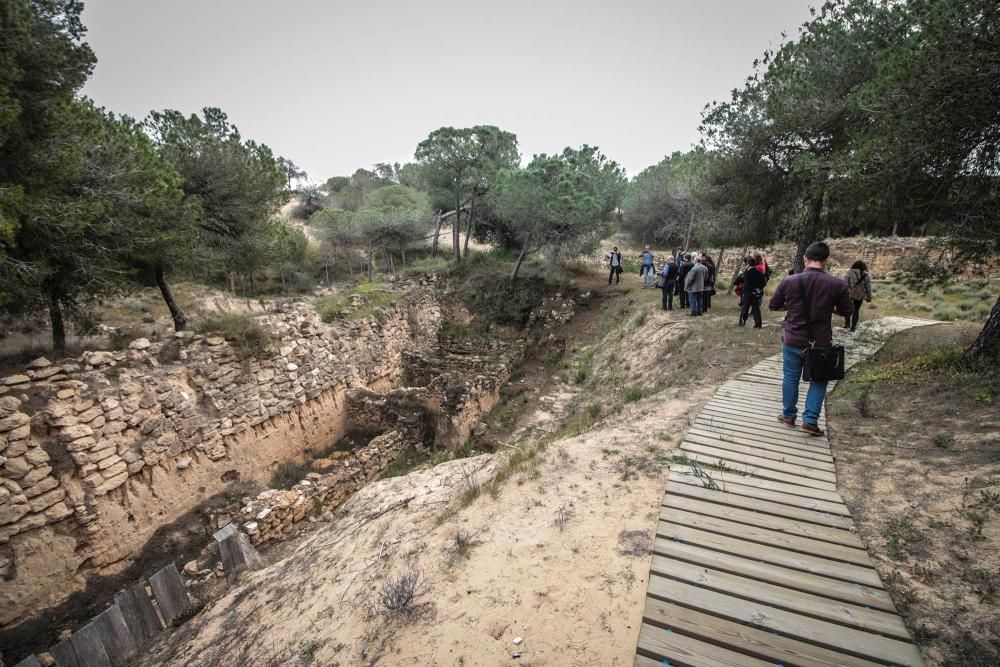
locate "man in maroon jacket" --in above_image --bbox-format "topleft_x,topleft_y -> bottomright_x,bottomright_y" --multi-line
768,242 -> 854,436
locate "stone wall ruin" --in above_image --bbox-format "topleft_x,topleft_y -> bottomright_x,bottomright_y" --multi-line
0,285 -> 443,631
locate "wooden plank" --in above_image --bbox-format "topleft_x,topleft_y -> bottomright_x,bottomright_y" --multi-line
642,597 -> 882,667
638,622 -> 773,667
114,583 -> 162,646
69,623 -> 113,667
659,508 -> 870,564
669,466 -> 846,505
666,480 -> 855,531
49,639 -> 80,667
678,449 -> 839,493
656,521 -> 882,588
149,564 -> 190,626
93,604 -> 137,667
694,416 -> 827,446
697,409 -> 829,436
647,576 -> 923,666
14,656 -> 42,667
683,432 -> 836,470
650,555 -> 909,639
653,538 -> 894,611
685,429 -> 833,463
691,419 -> 829,448
702,400 -> 827,425
686,427 -> 832,461
680,443 -> 838,486
662,494 -> 863,548
669,470 -> 850,517
701,402 -> 827,427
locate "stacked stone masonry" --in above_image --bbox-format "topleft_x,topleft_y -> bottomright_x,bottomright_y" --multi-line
0,283 -> 442,629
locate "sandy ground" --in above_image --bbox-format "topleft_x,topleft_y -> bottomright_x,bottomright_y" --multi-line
139,305 -> 716,667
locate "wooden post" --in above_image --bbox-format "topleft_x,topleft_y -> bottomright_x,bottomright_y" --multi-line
114,583 -> 163,646
215,524 -> 264,582
49,639 -> 80,667
14,655 -> 42,667
149,564 -> 191,626
69,623 -> 113,667
93,605 -> 137,667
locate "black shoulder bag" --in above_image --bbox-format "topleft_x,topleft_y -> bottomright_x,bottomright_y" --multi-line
797,276 -> 846,382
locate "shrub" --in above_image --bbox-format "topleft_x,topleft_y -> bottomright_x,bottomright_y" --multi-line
195,313 -> 271,356
377,568 -> 422,618
624,386 -> 645,403
269,460 -> 310,489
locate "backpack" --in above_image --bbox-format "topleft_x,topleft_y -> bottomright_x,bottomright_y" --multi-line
848,270 -> 868,301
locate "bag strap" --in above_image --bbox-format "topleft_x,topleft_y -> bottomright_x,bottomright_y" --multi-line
796,274 -> 815,345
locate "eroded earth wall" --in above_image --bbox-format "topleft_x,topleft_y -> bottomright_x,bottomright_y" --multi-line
0,289 -> 441,628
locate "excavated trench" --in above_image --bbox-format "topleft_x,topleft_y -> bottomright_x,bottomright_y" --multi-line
0,327 -> 522,664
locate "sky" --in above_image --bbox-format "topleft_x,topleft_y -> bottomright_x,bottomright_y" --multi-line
81,0 -> 816,182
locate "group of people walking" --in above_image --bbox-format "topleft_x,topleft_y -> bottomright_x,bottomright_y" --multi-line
605,241 -> 874,438
607,245 -> 717,316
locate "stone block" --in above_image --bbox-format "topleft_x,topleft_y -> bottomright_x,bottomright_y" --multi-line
44,501 -> 73,521
3,455 -> 31,479
96,455 -> 122,471
59,425 -> 93,441
0,412 -> 30,432
24,447 -> 49,466
3,375 -> 30,386
21,465 -> 52,487
149,564 -> 190,626
0,501 -> 30,526
6,439 -> 28,457
6,424 -> 30,440
23,476 -> 58,498
28,487 -> 65,513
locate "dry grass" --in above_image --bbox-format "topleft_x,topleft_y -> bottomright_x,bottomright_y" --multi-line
828,322 -> 1000,665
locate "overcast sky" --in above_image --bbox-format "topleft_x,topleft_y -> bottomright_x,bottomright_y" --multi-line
81,0 -> 815,181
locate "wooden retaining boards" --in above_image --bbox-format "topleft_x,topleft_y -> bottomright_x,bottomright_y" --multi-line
637,319 -> 934,667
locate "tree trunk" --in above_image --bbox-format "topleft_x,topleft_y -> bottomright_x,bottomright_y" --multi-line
367,239 -> 374,282
715,247 -> 726,276
966,296 -> 1000,361
453,198 -> 462,261
49,295 -> 66,355
154,267 -> 188,331
794,192 -> 824,274
399,241 -> 407,266
511,238 -> 531,280
726,244 -> 749,295
431,210 -> 443,257
684,209 -> 696,251
346,248 -> 354,280
464,195 -> 475,258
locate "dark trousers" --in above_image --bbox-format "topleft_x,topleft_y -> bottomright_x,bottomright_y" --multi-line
702,289 -> 713,311
662,283 -> 675,309
609,266 -> 620,284
677,284 -> 688,308
846,300 -> 863,330
740,292 -> 762,327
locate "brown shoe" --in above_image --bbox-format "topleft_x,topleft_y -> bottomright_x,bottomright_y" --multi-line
802,423 -> 825,437
776,415 -> 795,427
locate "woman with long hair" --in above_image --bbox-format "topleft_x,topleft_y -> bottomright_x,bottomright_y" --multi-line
844,260 -> 873,331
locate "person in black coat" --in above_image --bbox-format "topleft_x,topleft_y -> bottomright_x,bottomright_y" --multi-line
737,256 -> 766,328
675,253 -> 695,309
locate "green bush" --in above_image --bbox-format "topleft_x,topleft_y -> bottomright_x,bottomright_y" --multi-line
195,313 -> 271,356
931,306 -> 957,321
624,386 -> 645,403
269,460 -> 310,489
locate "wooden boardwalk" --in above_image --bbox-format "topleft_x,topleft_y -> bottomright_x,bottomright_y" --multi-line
636,317 -> 936,667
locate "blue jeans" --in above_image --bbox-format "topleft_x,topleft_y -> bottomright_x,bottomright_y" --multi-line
781,344 -> 827,425
641,265 -> 655,287
688,291 -> 702,315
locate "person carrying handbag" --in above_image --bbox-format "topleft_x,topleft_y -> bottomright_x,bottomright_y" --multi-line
767,242 -> 853,436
